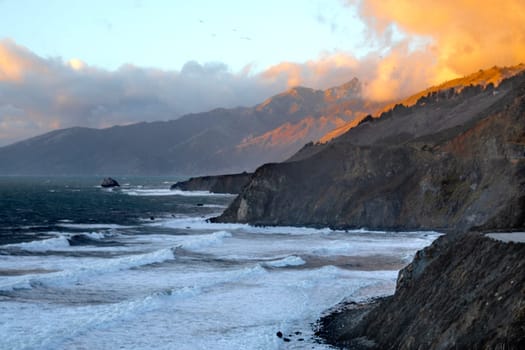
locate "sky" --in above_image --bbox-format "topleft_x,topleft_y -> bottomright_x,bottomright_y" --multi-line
0,0 -> 370,72
1,0 -> 525,146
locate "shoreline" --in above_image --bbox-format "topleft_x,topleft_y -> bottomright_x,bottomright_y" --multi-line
313,232 -> 525,349
315,299 -> 383,349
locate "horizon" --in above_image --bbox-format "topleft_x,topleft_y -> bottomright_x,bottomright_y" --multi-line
1,0 -> 525,146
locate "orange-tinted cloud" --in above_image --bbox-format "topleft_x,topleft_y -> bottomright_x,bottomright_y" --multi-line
354,0 -> 525,99
260,0 -> 525,102
261,53 -> 362,89
360,41 -> 439,101
259,46 -> 437,102
0,39 -> 47,81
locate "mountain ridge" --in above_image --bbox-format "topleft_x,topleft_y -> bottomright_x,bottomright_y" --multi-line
0,79 -> 383,176
213,67 -> 525,232
319,64 -> 525,143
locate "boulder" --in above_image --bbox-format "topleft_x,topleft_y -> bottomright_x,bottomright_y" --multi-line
101,177 -> 120,188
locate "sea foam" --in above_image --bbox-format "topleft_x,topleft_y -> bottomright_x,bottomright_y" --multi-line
263,255 -> 306,268
148,215 -> 338,235
121,188 -> 235,197
0,247 -> 176,291
4,236 -> 71,252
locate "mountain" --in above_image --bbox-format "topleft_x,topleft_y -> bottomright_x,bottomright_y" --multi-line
0,78 -> 385,176
319,64 -> 525,143
213,65 -> 525,232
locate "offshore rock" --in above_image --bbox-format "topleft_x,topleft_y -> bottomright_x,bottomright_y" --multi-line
317,232 -> 525,349
171,172 -> 252,194
100,177 -> 120,188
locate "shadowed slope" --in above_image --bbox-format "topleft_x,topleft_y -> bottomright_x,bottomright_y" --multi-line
214,71 -> 525,232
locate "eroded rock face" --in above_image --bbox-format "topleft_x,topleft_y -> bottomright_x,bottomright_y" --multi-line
171,172 -> 252,194
213,73 -> 525,232
317,233 -> 525,349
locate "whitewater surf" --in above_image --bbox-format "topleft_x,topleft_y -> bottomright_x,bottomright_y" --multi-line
0,177 -> 439,349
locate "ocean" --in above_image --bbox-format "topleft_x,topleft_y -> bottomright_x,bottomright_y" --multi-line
0,177 -> 440,349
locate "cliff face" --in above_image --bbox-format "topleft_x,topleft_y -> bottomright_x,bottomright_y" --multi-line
171,172 -> 252,194
213,73 -> 525,231
317,232 -> 525,349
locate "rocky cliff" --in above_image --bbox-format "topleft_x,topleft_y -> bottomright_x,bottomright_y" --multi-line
317,232 -> 525,349
171,172 -> 252,194
213,71 -> 525,232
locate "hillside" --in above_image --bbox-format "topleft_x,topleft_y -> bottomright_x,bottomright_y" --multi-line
0,79 -> 384,176
319,64 -> 525,143
213,67 -> 525,232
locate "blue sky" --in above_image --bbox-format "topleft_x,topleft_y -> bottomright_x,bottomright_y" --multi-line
0,0 -> 368,72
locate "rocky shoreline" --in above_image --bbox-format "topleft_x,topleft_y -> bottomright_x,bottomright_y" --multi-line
170,171 -> 252,194
315,232 -> 525,349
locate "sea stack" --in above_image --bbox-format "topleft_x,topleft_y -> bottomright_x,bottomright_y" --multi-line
100,177 -> 120,188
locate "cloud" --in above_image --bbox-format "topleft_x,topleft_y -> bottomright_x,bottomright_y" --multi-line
0,40 -> 267,145
261,53 -> 364,89
358,0 -> 525,71
352,0 -> 525,99
0,39 -> 49,82
257,1 -> 525,102
358,41 -> 440,101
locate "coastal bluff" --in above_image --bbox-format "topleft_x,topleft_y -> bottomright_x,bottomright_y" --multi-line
316,232 -> 525,349
171,172 -> 253,194
212,71 -> 525,232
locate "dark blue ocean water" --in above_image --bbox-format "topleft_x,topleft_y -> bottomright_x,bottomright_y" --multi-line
0,176 -> 230,245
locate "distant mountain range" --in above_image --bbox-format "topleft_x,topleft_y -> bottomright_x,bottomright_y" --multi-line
0,78 -> 385,175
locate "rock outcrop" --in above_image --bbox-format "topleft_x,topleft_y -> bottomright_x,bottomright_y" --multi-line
317,232 -> 525,349
100,177 -> 120,188
171,172 -> 253,194
213,71 -> 525,232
